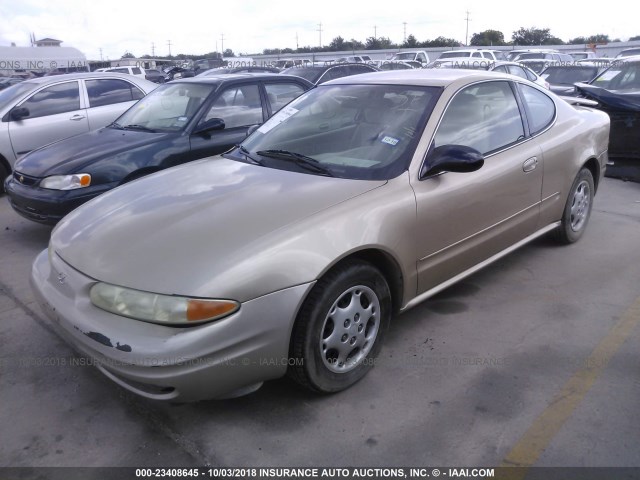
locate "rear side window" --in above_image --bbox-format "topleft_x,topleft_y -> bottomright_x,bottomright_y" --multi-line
86,79 -> 145,108
19,81 -> 80,118
132,67 -> 142,75
507,65 -> 528,80
520,85 -> 555,135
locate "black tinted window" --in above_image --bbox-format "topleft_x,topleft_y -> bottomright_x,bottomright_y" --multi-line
349,65 -> 375,75
20,81 -> 80,118
86,79 -> 145,108
319,66 -> 350,84
520,85 -> 555,135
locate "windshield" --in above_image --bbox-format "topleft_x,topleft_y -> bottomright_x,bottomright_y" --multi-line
591,62 -> 640,90
518,53 -> 549,60
114,82 -> 216,132
439,51 -> 471,59
541,66 -> 599,84
0,82 -> 36,109
617,48 -> 640,58
237,84 -> 441,180
393,53 -> 416,60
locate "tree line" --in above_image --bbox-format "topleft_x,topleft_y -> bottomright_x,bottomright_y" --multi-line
263,28 -> 640,55
125,28 -> 640,59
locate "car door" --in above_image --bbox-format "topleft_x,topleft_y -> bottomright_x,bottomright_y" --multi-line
83,78 -> 146,130
410,80 -> 543,294
189,82 -> 265,159
8,80 -> 89,158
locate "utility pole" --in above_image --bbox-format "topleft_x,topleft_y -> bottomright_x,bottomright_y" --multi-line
99,48 -> 103,61
464,10 -> 471,46
317,22 -> 323,48
167,39 -> 172,57
296,32 -> 299,50
403,22 -> 407,43
151,42 -> 155,57
220,34 -> 225,55
373,25 -> 377,39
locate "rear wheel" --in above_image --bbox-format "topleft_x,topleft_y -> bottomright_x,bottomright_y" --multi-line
554,168 -> 594,244
288,260 -> 391,393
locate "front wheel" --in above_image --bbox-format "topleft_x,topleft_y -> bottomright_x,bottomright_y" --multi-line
554,168 -> 594,244
288,260 -> 391,393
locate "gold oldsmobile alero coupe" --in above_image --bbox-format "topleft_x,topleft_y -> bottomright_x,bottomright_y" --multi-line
31,69 -> 610,401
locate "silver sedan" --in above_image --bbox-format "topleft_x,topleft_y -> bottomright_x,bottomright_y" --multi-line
31,69 -> 610,402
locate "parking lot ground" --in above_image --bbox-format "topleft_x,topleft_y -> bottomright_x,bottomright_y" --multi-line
1,177 -> 639,468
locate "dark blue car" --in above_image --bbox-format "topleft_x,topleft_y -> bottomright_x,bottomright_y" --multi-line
5,73 -> 312,224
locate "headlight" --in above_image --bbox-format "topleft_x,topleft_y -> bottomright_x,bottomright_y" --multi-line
40,173 -> 91,190
90,282 -> 239,326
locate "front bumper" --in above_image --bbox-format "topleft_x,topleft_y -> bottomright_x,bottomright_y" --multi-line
31,249 -> 314,402
4,175 -> 115,225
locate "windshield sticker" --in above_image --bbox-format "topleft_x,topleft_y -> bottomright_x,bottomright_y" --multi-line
381,136 -> 400,146
258,106 -> 299,134
596,71 -> 620,81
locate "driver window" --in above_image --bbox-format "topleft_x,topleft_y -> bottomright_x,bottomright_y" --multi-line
202,85 -> 264,129
433,81 -> 525,155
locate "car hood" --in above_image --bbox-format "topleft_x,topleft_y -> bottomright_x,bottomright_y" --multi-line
51,157 -> 387,301
14,127 -> 174,177
575,84 -> 640,111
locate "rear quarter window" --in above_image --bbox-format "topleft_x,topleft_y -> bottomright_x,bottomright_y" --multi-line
520,84 -> 555,135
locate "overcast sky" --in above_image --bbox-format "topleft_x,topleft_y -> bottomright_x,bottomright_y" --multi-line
1,0 -> 639,60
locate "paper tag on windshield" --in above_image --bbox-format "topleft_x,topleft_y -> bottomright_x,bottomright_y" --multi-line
381,136 -> 400,146
258,106 -> 299,134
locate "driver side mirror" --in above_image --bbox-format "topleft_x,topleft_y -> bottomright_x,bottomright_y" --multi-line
420,144 -> 484,179
192,117 -> 225,135
10,107 -> 30,121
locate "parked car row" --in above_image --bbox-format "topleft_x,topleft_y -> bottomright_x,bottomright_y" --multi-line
4,73 -> 313,222
574,55 -> 640,180
0,72 -> 158,191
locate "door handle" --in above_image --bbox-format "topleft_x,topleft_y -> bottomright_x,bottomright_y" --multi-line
523,156 -> 538,172
70,114 -> 86,121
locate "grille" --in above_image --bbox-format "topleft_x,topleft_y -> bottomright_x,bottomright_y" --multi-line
13,171 -> 40,187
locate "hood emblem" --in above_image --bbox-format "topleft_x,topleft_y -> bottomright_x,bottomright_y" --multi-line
19,175 -> 24,183
57,272 -> 67,285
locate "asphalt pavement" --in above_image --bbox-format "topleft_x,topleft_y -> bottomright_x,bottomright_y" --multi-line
1,177 -> 639,470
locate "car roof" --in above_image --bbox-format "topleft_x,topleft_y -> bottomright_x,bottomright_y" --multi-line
324,68 -> 514,87
171,72 -> 313,85
20,72 -> 149,85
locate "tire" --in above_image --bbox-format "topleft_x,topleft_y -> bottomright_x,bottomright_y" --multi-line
554,168 -> 595,244
288,260 -> 391,393
0,163 -> 8,195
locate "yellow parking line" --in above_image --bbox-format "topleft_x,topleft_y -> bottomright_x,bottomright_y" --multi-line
500,294 -> 640,474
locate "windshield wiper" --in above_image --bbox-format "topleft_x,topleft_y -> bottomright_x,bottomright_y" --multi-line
256,149 -> 334,176
235,145 -> 263,166
122,124 -> 156,133
108,122 -> 124,130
